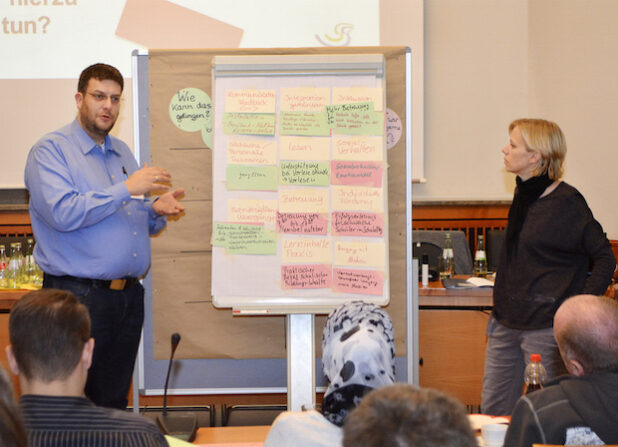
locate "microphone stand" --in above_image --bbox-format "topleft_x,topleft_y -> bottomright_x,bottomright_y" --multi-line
156,333 -> 198,442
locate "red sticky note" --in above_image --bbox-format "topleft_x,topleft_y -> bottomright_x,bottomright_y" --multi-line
330,160 -> 383,187
276,212 -> 329,235
333,268 -> 383,295
282,265 -> 332,289
331,211 -> 384,237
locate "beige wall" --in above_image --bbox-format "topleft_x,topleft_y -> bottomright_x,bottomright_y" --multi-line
419,0 -> 617,238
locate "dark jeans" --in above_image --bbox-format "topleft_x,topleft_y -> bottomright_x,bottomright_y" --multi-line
43,274 -> 144,410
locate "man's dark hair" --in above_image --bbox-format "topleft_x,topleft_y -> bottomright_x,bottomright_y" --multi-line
77,63 -> 124,93
9,289 -> 90,382
343,384 -> 477,447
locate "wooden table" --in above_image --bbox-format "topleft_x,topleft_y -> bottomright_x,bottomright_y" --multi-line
418,278 -> 493,408
194,425 -> 270,445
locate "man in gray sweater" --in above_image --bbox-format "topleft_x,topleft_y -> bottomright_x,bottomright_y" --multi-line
504,294 -> 618,446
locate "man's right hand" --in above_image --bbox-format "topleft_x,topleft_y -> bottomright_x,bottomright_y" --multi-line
124,163 -> 172,195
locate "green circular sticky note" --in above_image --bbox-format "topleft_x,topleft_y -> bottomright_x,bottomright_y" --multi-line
169,87 -> 212,133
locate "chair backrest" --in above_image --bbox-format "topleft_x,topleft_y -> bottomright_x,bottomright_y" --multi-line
221,404 -> 286,426
412,230 -> 473,275
486,229 -> 505,273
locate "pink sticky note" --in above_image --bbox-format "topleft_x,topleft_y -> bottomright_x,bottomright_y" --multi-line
282,265 -> 332,289
276,212 -> 329,235
331,212 -> 384,237
333,268 -> 384,295
330,160 -> 383,187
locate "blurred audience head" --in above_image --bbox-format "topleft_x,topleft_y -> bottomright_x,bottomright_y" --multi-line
554,294 -> 618,376
343,383 -> 477,447
321,300 -> 395,426
0,366 -> 28,447
7,288 -> 91,383
508,118 -> 566,180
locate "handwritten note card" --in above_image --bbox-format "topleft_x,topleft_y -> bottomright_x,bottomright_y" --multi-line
334,241 -> 385,269
225,89 -> 276,113
279,188 -> 330,214
227,138 -> 277,165
331,212 -> 384,237
277,212 -> 329,235
281,264 -> 332,289
331,160 -> 383,187
280,87 -> 330,112
279,136 -> 330,161
223,113 -> 276,135
279,161 -> 330,186
213,222 -> 276,255
227,199 -> 277,225
332,185 -> 383,212
282,238 -> 332,264
226,164 -> 278,191
279,111 -> 330,136
333,268 -> 384,295
326,102 -> 383,136
333,87 -> 384,111
333,136 -> 383,161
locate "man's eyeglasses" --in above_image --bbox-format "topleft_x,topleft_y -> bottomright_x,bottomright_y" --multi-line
85,92 -> 122,105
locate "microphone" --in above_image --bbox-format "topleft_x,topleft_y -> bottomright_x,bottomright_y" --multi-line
156,333 -> 198,442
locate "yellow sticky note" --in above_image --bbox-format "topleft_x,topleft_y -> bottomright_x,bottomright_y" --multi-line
282,238 -> 332,263
227,137 -> 277,165
225,89 -> 276,113
333,87 -> 384,111
279,136 -> 331,161
280,87 -> 330,112
334,241 -> 385,269
332,136 -> 383,161
279,188 -> 330,213
332,185 -> 383,212
228,199 -> 278,225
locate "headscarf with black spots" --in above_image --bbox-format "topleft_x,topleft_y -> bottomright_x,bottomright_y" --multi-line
320,300 -> 395,426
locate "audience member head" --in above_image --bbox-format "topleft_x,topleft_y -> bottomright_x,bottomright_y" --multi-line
321,300 -> 395,426
6,288 -> 92,390
554,294 -> 618,376
77,63 -> 124,93
343,383 -> 477,447
508,118 -> 566,180
0,366 -> 28,447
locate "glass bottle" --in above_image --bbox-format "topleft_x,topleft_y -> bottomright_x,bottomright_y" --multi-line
7,243 -> 23,289
0,245 -> 7,288
473,234 -> 488,278
523,353 -> 547,394
439,232 -> 454,279
24,238 -> 37,285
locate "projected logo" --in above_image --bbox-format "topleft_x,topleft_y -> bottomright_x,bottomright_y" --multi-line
315,22 -> 354,47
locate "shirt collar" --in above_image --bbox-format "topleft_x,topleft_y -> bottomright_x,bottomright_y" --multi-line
71,118 -> 121,156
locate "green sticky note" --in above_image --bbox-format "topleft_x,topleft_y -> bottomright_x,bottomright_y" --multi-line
226,164 -> 278,191
279,161 -> 330,186
325,102 -> 384,136
279,111 -> 330,136
223,113 -> 276,135
213,222 -> 276,255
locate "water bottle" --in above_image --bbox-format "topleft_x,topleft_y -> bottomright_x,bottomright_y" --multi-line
24,238 -> 38,285
0,245 -> 7,288
7,243 -> 23,289
439,233 -> 454,279
523,353 -> 547,394
473,234 -> 488,277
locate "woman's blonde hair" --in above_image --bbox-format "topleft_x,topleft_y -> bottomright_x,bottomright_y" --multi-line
509,118 -> 566,180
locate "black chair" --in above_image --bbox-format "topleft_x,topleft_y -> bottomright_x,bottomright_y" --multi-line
486,229 -> 505,273
412,241 -> 442,281
137,405 -> 215,428
412,230 -> 473,275
221,404 -> 286,426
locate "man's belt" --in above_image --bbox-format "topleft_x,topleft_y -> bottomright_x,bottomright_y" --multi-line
44,273 -> 139,291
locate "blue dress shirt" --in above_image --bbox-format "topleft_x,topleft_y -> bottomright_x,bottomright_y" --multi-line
25,119 -> 166,279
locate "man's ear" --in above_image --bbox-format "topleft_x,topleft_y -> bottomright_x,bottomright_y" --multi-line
5,345 -> 20,376
566,358 -> 585,377
75,92 -> 84,109
82,338 -> 94,370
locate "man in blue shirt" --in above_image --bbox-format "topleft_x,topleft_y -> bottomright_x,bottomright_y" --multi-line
24,63 -> 184,409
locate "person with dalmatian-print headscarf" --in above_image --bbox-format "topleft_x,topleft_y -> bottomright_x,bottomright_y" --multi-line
264,301 -> 396,447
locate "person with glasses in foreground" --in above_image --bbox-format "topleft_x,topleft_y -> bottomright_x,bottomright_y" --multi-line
24,63 -> 185,410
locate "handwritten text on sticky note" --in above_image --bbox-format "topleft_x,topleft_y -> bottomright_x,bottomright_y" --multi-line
281,264 -> 332,289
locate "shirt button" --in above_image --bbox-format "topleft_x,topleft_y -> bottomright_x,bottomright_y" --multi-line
133,232 -> 137,236
127,211 -> 131,215
133,253 -> 137,257
122,201 -> 127,205
111,175 -> 115,179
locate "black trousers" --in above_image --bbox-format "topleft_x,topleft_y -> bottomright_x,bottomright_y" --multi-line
43,274 -> 144,410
